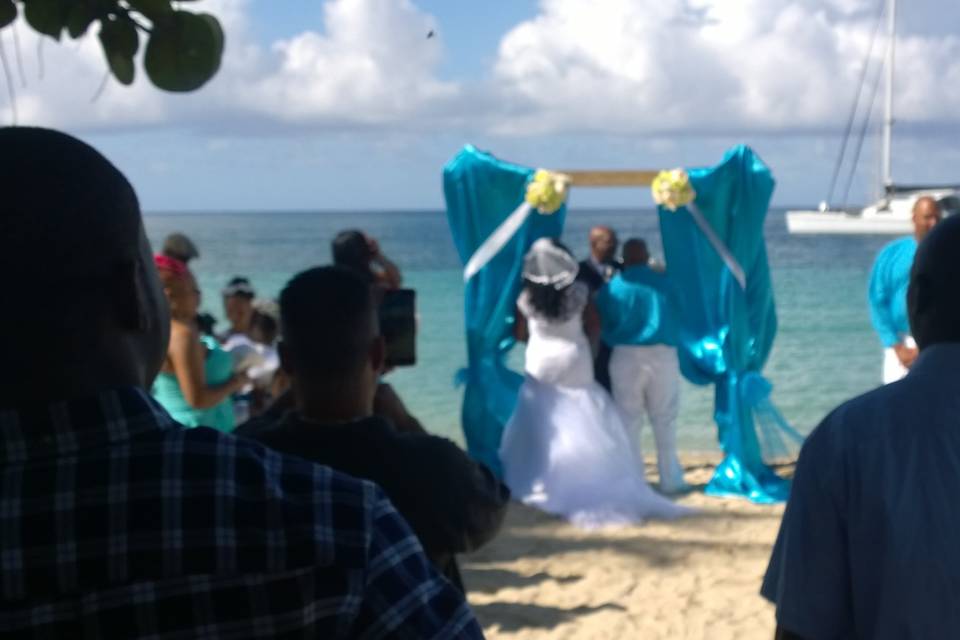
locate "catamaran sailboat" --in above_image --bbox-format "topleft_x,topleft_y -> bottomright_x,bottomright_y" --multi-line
786,0 -> 960,235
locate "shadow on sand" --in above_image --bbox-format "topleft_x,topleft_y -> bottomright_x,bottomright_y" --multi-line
470,602 -> 626,633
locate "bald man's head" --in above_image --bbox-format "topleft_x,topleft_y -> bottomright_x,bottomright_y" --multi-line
622,238 -> 649,267
1,127 -> 143,274
908,215 -> 960,349
912,196 -> 942,242
589,226 -> 618,263
0,127 -> 169,402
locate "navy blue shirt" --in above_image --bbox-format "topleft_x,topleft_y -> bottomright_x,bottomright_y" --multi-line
763,344 -> 960,638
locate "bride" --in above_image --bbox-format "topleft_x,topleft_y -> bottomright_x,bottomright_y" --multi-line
499,238 -> 690,528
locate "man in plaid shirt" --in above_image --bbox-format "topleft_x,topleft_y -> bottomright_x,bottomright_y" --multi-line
0,127 -> 484,638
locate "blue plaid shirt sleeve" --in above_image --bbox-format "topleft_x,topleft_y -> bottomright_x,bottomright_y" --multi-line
0,389 -> 486,639
350,487 -> 485,639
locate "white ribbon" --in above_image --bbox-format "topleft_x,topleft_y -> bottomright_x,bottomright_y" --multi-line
462,193 -> 746,291
687,202 -> 746,290
463,201 -> 533,282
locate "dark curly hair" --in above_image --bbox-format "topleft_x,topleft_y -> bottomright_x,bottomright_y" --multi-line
331,230 -> 374,282
523,281 -> 569,320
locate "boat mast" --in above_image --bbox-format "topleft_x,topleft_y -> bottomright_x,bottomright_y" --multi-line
881,0 -> 896,192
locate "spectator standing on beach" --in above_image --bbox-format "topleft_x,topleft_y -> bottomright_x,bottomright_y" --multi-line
332,229 -> 403,290
868,196 -> 941,383
236,266 -> 510,592
245,299 -> 288,416
220,276 -> 256,342
576,225 -> 620,390
331,228 -> 426,432
596,238 -> 688,494
162,231 -> 200,264
0,127 -> 482,638
764,215 -> 960,639
162,232 -> 216,337
152,256 -> 247,431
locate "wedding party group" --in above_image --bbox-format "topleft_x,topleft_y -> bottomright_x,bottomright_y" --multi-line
500,226 -> 693,528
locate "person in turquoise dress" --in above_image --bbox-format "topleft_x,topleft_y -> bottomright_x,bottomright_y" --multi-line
868,196 -> 942,383
151,255 -> 247,431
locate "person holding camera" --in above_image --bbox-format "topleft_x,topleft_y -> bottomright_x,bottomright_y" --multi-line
332,229 -> 402,290
236,266 -> 509,592
330,228 -> 425,433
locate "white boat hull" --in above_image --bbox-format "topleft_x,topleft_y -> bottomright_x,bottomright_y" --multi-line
787,189 -> 959,235
786,211 -> 912,235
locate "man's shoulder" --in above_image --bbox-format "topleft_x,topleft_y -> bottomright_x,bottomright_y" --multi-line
151,426 -> 381,566
255,414 -> 397,447
280,415 -> 462,460
877,236 -> 917,260
806,380 -> 917,455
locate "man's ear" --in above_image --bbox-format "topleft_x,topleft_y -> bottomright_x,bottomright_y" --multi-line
113,260 -> 151,332
278,341 -> 296,375
909,273 -> 934,316
370,336 -> 386,374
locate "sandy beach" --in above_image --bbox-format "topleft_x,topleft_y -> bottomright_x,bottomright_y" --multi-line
463,454 -> 792,639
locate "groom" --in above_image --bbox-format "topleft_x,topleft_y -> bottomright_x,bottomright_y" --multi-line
597,238 -> 687,494
578,225 -> 621,390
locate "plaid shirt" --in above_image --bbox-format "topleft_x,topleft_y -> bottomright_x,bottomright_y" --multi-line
0,387 -> 483,639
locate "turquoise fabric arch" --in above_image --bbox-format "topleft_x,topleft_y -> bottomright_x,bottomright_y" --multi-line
443,145 -> 567,476
443,144 -> 798,502
659,145 -> 795,503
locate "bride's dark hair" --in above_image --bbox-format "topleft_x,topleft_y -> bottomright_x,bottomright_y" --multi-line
522,239 -> 577,320
524,281 -> 569,319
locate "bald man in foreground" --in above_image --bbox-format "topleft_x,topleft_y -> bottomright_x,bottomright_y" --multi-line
868,196 -> 942,383
764,215 -> 960,639
0,128 -> 482,638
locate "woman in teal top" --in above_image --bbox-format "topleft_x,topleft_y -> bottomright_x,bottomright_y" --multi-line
152,255 -> 247,431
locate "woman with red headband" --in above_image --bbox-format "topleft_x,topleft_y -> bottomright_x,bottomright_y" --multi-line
151,255 -> 248,431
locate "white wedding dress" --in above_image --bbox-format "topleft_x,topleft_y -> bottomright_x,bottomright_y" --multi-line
499,282 -> 690,528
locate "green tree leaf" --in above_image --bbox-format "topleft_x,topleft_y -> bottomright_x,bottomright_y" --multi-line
144,11 -> 223,92
99,15 -> 139,85
66,1 -> 98,38
23,0 -> 69,40
127,0 -> 171,20
107,54 -> 134,84
99,15 -> 138,57
0,0 -> 17,29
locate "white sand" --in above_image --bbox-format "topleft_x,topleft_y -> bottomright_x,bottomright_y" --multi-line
463,455 -> 791,639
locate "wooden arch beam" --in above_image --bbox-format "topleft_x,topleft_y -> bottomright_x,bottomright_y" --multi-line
558,170 -> 659,187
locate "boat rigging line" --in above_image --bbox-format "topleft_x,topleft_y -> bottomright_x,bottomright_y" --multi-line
825,0 -> 887,211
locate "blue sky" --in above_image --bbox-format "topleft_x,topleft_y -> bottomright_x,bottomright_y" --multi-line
3,0 -> 959,212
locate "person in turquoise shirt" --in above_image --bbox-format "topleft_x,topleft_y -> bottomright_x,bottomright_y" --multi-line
151,255 -> 248,431
868,196 -> 942,384
595,238 -> 688,494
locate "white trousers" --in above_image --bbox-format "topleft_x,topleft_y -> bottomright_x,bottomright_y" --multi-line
609,344 -> 685,491
883,336 -> 916,385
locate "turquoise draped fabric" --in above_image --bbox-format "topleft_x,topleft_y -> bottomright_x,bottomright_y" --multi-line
659,145 -> 794,503
444,143 -> 798,502
443,146 -> 567,476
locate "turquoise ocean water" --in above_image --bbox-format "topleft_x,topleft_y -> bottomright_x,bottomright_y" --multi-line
145,209 -> 891,452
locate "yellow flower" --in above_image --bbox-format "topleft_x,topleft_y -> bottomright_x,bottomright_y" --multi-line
651,168 -> 696,211
525,169 -> 568,214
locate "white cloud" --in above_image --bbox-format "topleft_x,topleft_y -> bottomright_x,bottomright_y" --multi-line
490,0 -> 960,135
2,0 -> 958,139
0,0 -> 458,130
235,0 -> 456,125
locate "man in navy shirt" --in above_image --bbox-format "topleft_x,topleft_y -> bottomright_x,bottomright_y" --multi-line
764,216 -> 960,639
